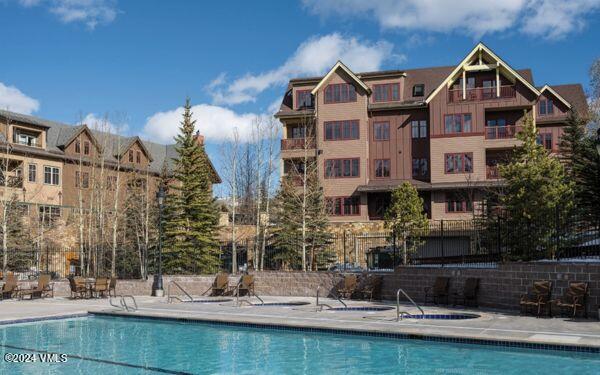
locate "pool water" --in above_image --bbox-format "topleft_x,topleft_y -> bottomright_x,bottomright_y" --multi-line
0,316 -> 598,374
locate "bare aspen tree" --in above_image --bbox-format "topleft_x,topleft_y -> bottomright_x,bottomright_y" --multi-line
259,117 -> 280,270
252,116 -> 264,269
110,123 -> 124,277
221,128 -> 240,273
0,113 -> 18,275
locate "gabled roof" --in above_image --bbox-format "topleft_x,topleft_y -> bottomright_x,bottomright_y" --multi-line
425,42 -> 541,104
56,124 -> 101,151
311,61 -> 371,95
117,136 -> 154,162
539,85 -> 572,109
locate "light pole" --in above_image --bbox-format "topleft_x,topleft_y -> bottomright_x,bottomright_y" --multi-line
154,184 -> 166,297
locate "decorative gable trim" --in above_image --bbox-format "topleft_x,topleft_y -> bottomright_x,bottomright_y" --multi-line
61,125 -> 100,151
539,85 -> 572,109
311,61 -> 371,95
118,136 -> 154,162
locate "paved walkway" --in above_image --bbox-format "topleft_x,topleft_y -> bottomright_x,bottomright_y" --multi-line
2,295 -> 598,349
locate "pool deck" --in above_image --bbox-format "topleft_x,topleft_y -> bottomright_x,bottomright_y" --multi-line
1,296 -> 599,350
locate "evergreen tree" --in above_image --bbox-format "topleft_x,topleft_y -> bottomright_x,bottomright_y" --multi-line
499,114 -> 574,260
162,98 -> 220,274
384,182 -> 429,265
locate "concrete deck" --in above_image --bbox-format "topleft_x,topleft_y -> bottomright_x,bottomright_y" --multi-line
1,295 -> 599,350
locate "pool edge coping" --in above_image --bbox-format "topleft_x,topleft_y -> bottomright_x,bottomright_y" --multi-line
88,310 -> 600,354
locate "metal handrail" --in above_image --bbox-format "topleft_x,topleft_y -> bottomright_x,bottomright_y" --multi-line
167,281 -> 193,303
396,288 -> 424,321
234,284 -> 264,307
109,295 -> 138,312
315,285 -> 346,311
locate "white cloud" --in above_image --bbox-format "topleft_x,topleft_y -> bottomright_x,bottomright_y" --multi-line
143,104 -> 272,144
17,0 -> 119,29
211,33 -> 399,106
81,112 -> 128,134
302,0 -> 600,39
0,82 -> 40,114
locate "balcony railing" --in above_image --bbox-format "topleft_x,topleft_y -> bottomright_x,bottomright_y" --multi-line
486,165 -> 500,179
281,138 -> 315,150
485,125 -> 520,140
448,85 -> 516,103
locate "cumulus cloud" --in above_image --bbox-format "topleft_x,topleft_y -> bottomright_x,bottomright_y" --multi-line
302,0 -> 600,39
211,33 -> 399,106
0,82 -> 40,114
81,113 -> 128,134
143,104 -> 272,144
17,0 -> 119,29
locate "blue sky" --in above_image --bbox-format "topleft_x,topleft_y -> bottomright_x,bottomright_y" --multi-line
1,0 -> 600,183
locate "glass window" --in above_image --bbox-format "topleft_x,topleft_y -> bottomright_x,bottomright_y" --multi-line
539,99 -> 554,115
75,141 -> 81,154
445,153 -> 473,174
128,150 -> 134,162
412,121 -> 420,139
373,83 -> 400,102
412,84 -> 424,97
84,141 -> 90,155
324,84 -> 357,104
296,90 -> 313,109
419,120 -> 427,138
324,121 -> 359,140
374,122 -> 390,141
28,164 -> 36,183
44,166 -> 60,185
136,151 -> 141,163
444,114 -> 472,134
374,159 -> 390,178
327,197 -> 360,216
446,192 -> 472,213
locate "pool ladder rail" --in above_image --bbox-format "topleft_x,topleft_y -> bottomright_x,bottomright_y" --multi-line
396,288 -> 425,321
167,281 -> 194,303
109,295 -> 138,312
234,283 -> 264,307
315,285 -> 347,311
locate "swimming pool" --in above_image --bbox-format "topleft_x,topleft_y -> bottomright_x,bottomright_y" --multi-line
0,316 -> 598,374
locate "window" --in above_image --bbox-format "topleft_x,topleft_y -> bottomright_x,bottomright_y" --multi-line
28,164 -> 36,183
446,192 -> 473,213
373,122 -> 390,141
295,90 -> 313,109
454,77 -> 475,90
128,150 -> 134,162
324,120 -> 359,141
539,99 -> 554,115
537,133 -> 553,150
75,141 -> 81,154
44,166 -> 60,185
412,84 -> 424,97
290,126 -> 306,139
486,119 -> 506,127
444,114 -> 472,134
373,83 -> 400,102
14,130 -> 39,147
107,175 -> 117,190
324,83 -> 357,104
75,171 -> 89,188
84,141 -> 90,155
411,120 -> 427,139
39,206 -> 61,225
445,153 -> 473,174
412,158 -> 428,177
326,196 -> 360,216
374,159 -> 390,178
136,151 -> 141,163
325,158 -> 360,178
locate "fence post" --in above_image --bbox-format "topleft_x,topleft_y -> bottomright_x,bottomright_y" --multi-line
440,220 -> 445,267
343,231 -> 347,271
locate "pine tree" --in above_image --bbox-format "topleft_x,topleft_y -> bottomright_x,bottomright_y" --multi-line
499,114 -> 574,260
384,182 -> 429,265
162,98 -> 220,274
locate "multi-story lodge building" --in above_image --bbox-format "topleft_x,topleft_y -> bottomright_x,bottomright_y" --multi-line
0,109 -> 220,228
275,43 -> 588,223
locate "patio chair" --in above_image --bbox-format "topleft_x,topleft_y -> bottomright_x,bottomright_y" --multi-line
358,274 -> 382,301
520,280 -> 552,317
204,273 -> 230,296
235,275 -> 255,297
18,274 -> 53,300
555,282 -> 589,318
108,277 -> 117,297
452,278 -> 480,307
91,278 -> 109,298
337,274 -> 358,299
1,274 -> 18,300
68,276 -> 87,299
424,277 -> 450,305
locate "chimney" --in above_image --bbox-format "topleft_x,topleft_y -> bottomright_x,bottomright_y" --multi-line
194,130 -> 204,146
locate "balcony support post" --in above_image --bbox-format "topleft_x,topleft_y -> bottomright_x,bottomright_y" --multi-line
496,66 -> 500,98
462,70 -> 466,100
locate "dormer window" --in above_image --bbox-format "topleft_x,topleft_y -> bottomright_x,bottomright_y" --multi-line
128,150 -> 134,162
136,151 -> 141,163
13,129 -> 40,148
539,99 -> 554,116
296,90 -> 313,109
84,141 -> 91,155
75,141 -> 81,153
324,83 -> 357,104
373,83 -> 400,102
413,84 -> 425,97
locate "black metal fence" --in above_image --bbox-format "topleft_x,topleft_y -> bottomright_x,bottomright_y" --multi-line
1,214 -> 598,279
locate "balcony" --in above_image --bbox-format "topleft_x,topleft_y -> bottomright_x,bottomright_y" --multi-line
485,125 -> 520,140
281,138 -> 315,151
486,165 -> 500,180
448,85 -> 515,103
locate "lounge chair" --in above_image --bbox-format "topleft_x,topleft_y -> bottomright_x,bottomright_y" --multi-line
555,282 -> 588,318
68,276 -> 87,299
337,274 -> 358,299
452,278 -> 480,307
204,273 -> 230,296
91,277 -> 109,298
19,274 -> 53,300
424,277 -> 450,305
520,280 -> 552,317
358,274 -> 382,301
108,277 -> 117,297
1,274 -> 18,300
234,275 -> 255,297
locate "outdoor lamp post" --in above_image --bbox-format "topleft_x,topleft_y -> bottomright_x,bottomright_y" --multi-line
154,184 -> 166,297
